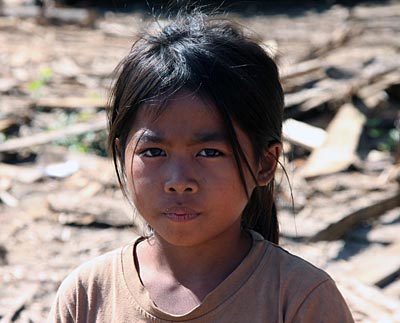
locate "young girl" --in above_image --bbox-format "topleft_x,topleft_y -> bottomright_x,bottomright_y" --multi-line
49,12 -> 354,322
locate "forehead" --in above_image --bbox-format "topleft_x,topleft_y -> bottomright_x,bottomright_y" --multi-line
129,93 -> 226,139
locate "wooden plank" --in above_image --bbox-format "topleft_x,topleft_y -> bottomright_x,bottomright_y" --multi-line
291,63 -> 398,115
35,96 -> 106,110
48,192 -> 134,227
282,118 -> 326,150
0,163 -> 44,183
2,5 -> 96,27
357,71 -> 400,99
310,190 -> 400,241
281,71 -> 325,94
280,59 -> 323,80
352,3 -> 400,19
300,103 -> 366,178
0,189 -> 18,207
357,72 -> 400,110
297,24 -> 361,62
284,88 -> 324,108
349,215 -> 400,245
0,114 -> 106,153
355,222 -> 400,244
280,186 -> 400,241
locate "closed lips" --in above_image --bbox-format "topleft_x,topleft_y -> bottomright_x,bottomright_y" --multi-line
162,207 -> 200,221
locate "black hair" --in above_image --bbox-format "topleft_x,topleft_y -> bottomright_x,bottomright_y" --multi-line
107,12 -> 284,244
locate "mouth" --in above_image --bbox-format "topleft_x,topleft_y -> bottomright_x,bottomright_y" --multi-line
162,207 -> 201,222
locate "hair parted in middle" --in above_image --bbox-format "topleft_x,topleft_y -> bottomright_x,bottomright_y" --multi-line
107,11 -> 285,244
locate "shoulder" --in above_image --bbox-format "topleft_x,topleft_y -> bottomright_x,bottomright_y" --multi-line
66,247 -> 123,282
48,242 -> 137,322
76,245 -> 127,278
262,239 -> 334,299
250,231 -> 331,286
269,242 -> 330,281
249,232 -> 354,322
265,242 -> 333,297
54,246 -> 125,302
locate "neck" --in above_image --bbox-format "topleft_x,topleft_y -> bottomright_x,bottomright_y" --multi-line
136,229 -> 252,297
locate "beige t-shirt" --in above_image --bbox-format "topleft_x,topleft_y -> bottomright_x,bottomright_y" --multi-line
48,231 -> 354,322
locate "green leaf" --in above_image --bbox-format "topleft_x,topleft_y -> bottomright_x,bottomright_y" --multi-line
39,67 -> 54,82
28,80 -> 44,92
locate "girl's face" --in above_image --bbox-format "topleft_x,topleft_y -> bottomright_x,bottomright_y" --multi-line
123,92 -> 264,247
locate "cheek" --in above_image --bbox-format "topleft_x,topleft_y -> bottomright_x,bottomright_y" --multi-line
213,170 -> 248,201
125,157 -> 152,193
127,171 -> 157,211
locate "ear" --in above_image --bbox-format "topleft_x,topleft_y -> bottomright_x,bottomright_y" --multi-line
256,143 -> 282,186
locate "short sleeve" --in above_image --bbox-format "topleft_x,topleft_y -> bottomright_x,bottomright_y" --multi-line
48,287 -> 75,323
47,271 -> 83,323
291,279 -> 354,323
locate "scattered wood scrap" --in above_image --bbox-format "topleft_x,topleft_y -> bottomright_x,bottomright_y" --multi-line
282,118 -> 326,150
48,191 -> 134,227
0,163 -> 44,183
0,114 -> 106,153
310,190 -> 400,241
2,4 -> 97,27
300,103 -> 366,178
280,59 -> 323,81
35,96 -> 106,110
280,185 -> 400,241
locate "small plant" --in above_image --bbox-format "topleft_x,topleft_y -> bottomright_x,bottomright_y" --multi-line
46,111 -> 108,156
366,118 -> 399,153
54,131 -> 108,156
28,67 -> 54,98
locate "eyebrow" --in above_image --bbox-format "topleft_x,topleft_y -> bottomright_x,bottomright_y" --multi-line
135,131 -> 163,144
190,132 -> 228,145
134,130 -> 228,145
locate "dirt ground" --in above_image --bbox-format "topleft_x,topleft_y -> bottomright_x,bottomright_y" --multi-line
0,0 -> 400,322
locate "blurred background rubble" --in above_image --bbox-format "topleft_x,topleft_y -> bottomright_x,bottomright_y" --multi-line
0,0 -> 399,322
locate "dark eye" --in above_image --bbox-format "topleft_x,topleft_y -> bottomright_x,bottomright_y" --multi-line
140,148 -> 166,157
198,149 -> 224,157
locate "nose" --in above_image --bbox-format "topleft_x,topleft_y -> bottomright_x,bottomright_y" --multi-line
164,163 -> 199,194
164,181 -> 198,194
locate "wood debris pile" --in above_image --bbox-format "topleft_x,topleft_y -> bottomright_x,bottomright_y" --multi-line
0,1 -> 399,322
